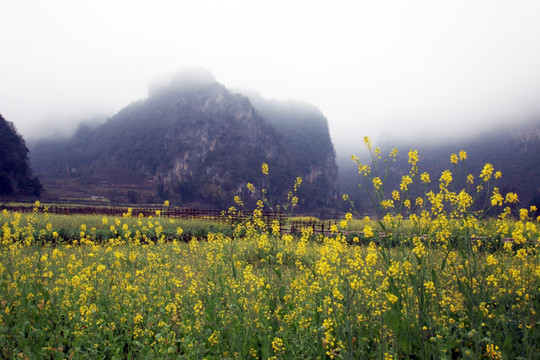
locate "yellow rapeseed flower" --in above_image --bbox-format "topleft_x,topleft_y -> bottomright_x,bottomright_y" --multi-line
408,149 -> 419,166
412,236 -> 426,258
133,313 -> 143,325
439,170 -> 453,187
485,343 -> 502,359
363,225 -> 374,238
386,292 -> 398,304
294,177 -> 302,191
480,163 -> 494,182
519,208 -> 529,221
271,337 -> 285,352
372,177 -> 382,190
505,193 -> 519,203
357,163 -> 371,176
261,163 -> 269,175
491,188 -> 504,206
234,196 -> 243,207
364,136 -> 372,149
400,175 -> 413,191
208,330 -> 220,345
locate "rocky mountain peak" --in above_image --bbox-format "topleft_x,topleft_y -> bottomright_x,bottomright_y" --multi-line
31,72 -> 338,212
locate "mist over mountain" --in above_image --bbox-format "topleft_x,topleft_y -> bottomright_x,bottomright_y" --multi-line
30,70 -> 338,211
0,114 -> 42,198
240,90 -> 338,208
25,66 -> 540,215
338,120 -> 540,213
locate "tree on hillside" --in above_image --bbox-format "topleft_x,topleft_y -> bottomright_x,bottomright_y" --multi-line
0,114 -> 42,198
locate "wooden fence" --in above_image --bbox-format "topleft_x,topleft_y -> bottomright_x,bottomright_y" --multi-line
1,205 -> 524,242
285,218 -> 522,243
0,205 -> 287,225
287,219 -> 337,235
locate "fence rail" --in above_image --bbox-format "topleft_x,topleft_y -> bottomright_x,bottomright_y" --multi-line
0,205 -> 287,225
287,219 -> 337,235
285,219 -> 526,243
2,205 -> 525,242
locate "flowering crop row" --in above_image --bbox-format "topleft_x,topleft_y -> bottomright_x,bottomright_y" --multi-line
1,207 -> 538,359
1,142 -> 539,359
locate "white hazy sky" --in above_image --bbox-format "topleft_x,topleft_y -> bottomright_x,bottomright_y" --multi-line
2,0 -> 540,153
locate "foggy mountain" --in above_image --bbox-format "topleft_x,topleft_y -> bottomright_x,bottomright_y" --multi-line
338,120 -> 540,213
30,70 -> 338,211
240,90 -> 338,206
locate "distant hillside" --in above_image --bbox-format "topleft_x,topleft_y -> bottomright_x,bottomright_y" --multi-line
338,121 -> 540,213
30,70 -> 338,211
0,114 -> 42,198
242,91 -> 338,209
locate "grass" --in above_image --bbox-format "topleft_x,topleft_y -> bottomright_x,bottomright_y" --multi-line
0,207 -> 539,359
1,209 -> 232,245
1,141 -> 539,359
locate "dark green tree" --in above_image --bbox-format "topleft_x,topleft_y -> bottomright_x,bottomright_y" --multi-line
0,114 -> 42,198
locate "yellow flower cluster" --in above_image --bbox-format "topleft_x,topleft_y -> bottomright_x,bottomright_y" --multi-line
0,144 -> 538,358
0,208 -> 537,358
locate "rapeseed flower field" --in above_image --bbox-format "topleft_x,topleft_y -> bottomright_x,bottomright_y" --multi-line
1,141 -> 539,359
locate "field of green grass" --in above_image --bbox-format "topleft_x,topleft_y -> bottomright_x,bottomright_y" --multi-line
1,202 -> 539,359
1,142 -> 539,359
